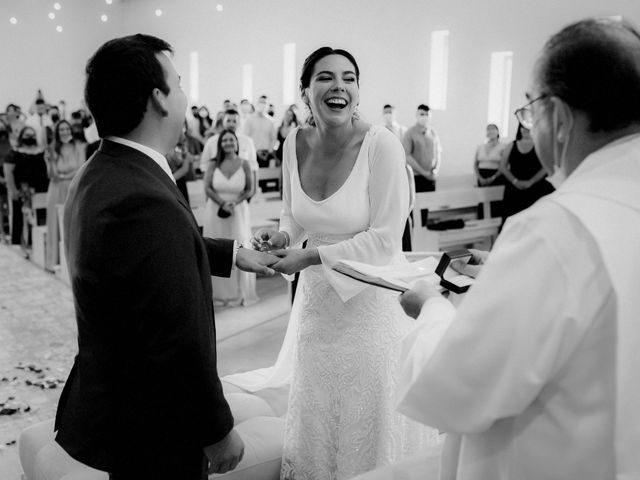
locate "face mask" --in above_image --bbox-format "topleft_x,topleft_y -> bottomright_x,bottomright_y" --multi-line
383,113 -> 393,123
548,103 -> 573,189
417,116 -> 428,127
255,103 -> 266,113
199,110 -> 208,119
51,114 -> 60,123
22,137 -> 37,146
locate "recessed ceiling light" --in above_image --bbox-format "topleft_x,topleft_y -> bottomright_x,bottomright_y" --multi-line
9,17 -> 18,25
101,14 -> 108,22
54,3 -> 61,10
106,0 -> 113,4
155,9 -> 162,16
216,4 -> 223,12
56,25 -> 63,32
48,12 -> 55,20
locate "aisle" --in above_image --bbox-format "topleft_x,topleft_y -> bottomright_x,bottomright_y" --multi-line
0,244 -> 290,479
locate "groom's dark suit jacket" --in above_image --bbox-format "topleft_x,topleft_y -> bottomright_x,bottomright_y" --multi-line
54,140 -> 234,472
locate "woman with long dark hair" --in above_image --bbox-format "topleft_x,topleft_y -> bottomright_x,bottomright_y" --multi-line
229,47 -> 437,479
3,125 -> 48,246
500,121 -> 555,222
44,120 -> 85,271
202,129 -> 258,306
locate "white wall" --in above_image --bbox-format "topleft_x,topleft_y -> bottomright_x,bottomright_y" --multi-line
3,0 -> 639,175
0,0 -> 125,112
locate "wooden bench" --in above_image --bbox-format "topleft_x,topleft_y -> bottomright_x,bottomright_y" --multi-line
411,186 -> 504,251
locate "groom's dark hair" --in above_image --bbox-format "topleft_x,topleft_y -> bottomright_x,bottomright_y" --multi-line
84,34 -> 172,138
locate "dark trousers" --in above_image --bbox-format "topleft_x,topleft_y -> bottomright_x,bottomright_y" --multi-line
402,219 -> 412,251
414,175 -> 436,193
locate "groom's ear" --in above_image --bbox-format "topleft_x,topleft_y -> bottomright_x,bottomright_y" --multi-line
150,87 -> 169,118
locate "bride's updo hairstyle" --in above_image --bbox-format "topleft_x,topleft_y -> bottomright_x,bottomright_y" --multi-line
300,47 -> 360,126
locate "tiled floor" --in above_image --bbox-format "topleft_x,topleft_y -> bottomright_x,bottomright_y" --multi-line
0,244 -> 290,479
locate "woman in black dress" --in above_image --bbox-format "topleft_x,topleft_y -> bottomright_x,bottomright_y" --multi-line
499,122 -> 554,222
3,126 -> 48,245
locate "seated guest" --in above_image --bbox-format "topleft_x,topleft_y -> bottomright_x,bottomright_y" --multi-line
394,17 -> 640,480
474,123 -> 507,186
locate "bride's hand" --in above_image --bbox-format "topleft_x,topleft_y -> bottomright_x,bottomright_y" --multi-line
270,248 -> 319,275
251,228 -> 287,252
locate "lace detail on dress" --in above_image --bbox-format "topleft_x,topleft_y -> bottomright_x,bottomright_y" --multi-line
281,260 -> 440,480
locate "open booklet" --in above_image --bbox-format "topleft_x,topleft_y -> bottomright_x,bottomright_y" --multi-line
333,251 -> 474,293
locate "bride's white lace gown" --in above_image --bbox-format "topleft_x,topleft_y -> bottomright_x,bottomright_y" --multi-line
278,126 -> 439,479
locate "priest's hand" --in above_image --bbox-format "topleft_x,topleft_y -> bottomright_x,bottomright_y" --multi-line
236,248 -> 279,275
399,280 -> 443,319
450,248 -> 488,279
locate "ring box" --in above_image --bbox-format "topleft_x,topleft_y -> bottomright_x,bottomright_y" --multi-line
435,249 -> 475,294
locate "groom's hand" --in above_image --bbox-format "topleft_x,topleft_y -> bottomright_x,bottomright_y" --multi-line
236,248 -> 279,275
204,428 -> 244,474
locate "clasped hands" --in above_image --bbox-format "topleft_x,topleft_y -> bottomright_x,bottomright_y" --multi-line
247,228 -> 318,275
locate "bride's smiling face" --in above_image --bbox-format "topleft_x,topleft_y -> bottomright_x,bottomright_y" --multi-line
304,54 -> 359,127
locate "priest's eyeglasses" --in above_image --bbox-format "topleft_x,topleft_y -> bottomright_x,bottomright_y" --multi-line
514,94 -> 549,129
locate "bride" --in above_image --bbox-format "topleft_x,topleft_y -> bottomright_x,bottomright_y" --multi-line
229,47 -> 438,479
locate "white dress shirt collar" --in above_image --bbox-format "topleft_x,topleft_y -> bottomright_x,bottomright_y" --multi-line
106,136 -> 175,184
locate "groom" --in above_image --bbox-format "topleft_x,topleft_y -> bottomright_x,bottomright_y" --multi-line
54,34 -> 278,480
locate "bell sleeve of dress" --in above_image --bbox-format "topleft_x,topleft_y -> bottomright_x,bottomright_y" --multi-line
317,127 -> 410,302
279,128 -> 306,247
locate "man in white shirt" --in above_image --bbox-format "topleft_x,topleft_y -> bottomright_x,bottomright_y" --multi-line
200,109 -> 258,197
381,104 -> 406,140
378,17 -> 640,480
24,99 -> 52,148
242,95 -> 276,167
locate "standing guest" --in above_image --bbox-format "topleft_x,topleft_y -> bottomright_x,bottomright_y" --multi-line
44,120 -> 85,272
69,111 -> 87,143
274,106 -> 300,162
167,128 -> 195,205
203,130 -> 258,307
24,99 -> 53,148
243,95 -> 276,167
0,124 -> 10,241
3,126 -> 48,245
382,104 -> 407,140
238,98 -> 253,132
402,104 -> 442,192
200,109 -> 258,198
393,17 -> 640,480
474,123 -> 507,186
49,105 -> 62,125
235,46 -> 437,479
54,34 -> 278,480
499,122 -> 554,222
5,104 -> 25,147
185,105 -> 204,154
197,105 -> 214,139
